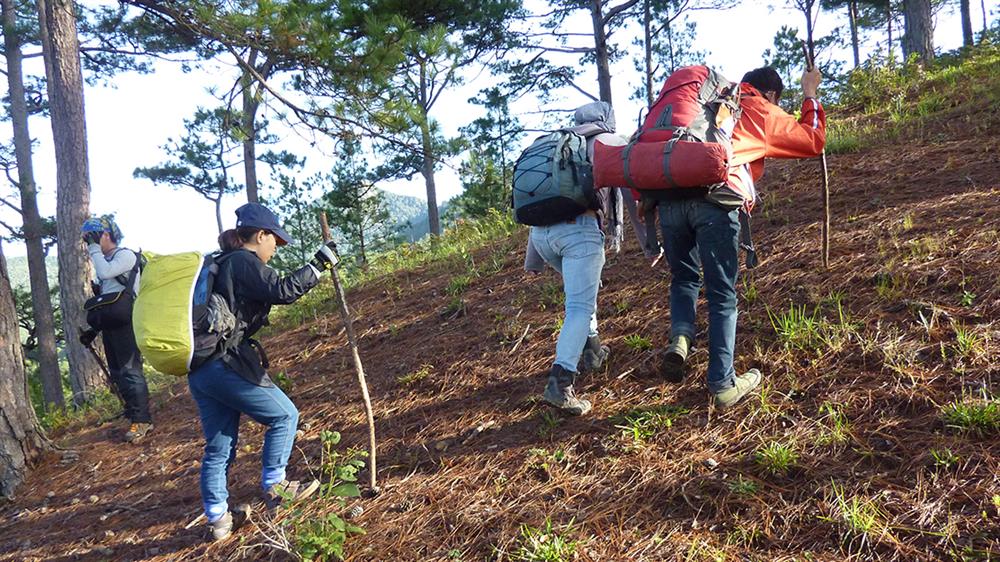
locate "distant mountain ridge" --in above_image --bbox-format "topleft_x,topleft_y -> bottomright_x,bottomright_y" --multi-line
3,192 -> 441,291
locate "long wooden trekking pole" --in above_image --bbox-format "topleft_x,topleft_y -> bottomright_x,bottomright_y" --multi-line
803,15 -> 831,269
319,212 -> 378,492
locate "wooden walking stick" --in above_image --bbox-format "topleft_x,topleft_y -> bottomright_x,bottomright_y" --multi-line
319,212 -> 378,493
802,9 -> 831,269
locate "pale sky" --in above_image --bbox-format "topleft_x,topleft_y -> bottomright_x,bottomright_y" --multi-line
1,0 -> 978,257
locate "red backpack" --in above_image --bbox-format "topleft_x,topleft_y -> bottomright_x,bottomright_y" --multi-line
593,65 -> 747,209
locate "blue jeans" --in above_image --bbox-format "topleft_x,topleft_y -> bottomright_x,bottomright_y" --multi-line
658,199 -> 740,393
188,359 -> 299,521
529,215 -> 605,373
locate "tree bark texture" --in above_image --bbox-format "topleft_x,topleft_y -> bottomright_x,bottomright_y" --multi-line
0,242 -> 48,500
959,0 -> 973,46
590,0 -> 614,105
418,60 -> 441,236
2,0 -> 64,410
37,0 -> 103,405
902,0 -> 934,63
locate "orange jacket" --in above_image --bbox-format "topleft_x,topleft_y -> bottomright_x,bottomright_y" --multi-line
727,84 -> 826,204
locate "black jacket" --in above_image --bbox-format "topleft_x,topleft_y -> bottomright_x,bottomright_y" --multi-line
214,249 -> 319,385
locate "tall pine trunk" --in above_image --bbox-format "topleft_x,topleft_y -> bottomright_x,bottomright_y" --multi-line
37,0 -> 103,405
418,60 -> 441,237
643,0 -> 653,107
887,5 -> 894,61
2,0 -> 63,410
902,0 -> 934,64
239,49 -> 273,204
959,0 -> 973,47
590,0 -> 613,104
0,241 -> 48,499
848,0 -> 860,67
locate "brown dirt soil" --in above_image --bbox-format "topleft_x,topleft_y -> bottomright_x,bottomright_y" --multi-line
2,128 -> 999,561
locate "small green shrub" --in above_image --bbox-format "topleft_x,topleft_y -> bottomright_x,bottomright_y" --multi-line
754,440 -> 799,475
818,402 -> 850,445
727,475 -> 760,497
512,519 -> 578,562
825,482 -> 887,548
951,322 -> 985,359
623,334 -> 653,351
929,448 -> 960,469
942,397 -> 1000,436
397,364 -> 433,386
768,304 -> 822,351
446,273 -> 473,296
614,405 -> 688,446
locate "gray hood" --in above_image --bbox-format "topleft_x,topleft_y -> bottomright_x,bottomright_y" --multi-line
573,101 -> 616,133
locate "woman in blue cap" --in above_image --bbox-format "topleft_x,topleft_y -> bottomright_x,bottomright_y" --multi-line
189,202 -> 338,541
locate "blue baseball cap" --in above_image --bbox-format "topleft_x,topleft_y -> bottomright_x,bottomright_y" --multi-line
234,203 -> 295,246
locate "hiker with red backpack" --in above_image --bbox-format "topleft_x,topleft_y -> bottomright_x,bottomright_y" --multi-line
187,203 -> 339,540
79,215 -> 153,442
513,101 -> 627,415
595,65 -> 825,408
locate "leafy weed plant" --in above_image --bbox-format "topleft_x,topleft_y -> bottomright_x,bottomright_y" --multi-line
287,430 -> 366,561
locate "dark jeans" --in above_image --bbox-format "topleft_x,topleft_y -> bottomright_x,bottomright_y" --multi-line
188,358 -> 299,521
103,322 -> 151,423
658,199 -> 741,393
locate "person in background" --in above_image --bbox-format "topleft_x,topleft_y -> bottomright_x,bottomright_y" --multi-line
80,215 -> 152,442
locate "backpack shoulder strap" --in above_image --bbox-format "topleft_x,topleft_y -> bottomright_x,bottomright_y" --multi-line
113,248 -> 141,295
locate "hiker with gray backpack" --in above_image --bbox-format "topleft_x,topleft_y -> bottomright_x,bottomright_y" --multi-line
79,215 -> 153,442
513,101 -> 627,416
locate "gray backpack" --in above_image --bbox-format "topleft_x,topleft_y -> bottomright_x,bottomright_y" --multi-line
512,129 -> 596,226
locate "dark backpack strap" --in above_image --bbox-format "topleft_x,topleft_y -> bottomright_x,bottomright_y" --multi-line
642,197 -> 661,257
739,209 -> 758,269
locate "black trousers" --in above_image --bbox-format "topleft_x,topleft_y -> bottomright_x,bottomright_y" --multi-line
102,321 -> 152,423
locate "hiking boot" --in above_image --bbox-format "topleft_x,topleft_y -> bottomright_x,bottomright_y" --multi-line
579,335 -> 610,374
263,479 -> 321,510
542,365 -> 592,416
713,369 -> 762,409
661,335 -> 691,383
210,504 -> 251,541
123,422 -> 153,443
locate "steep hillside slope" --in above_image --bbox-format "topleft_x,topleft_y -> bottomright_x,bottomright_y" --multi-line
1,66 -> 998,560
